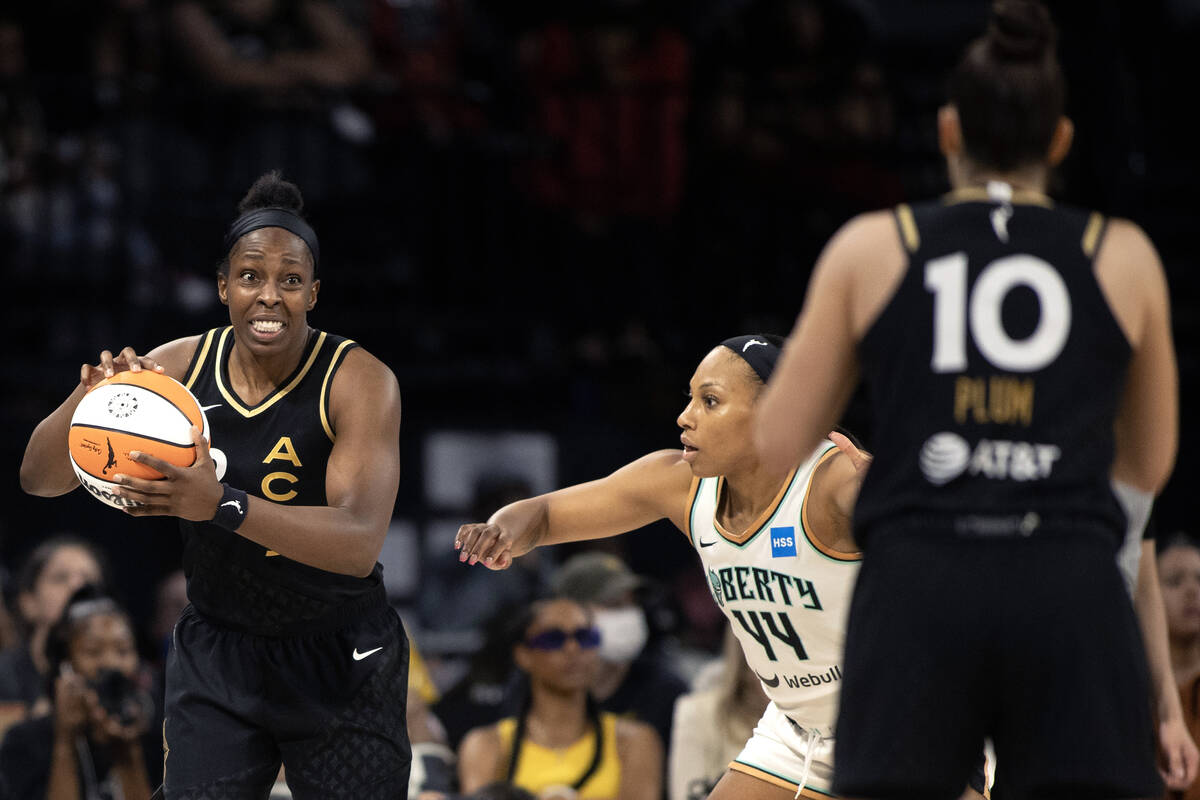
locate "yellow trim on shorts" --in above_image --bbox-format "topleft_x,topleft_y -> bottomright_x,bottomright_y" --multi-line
729,761 -> 839,798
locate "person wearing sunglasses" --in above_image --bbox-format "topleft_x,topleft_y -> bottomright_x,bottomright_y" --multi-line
457,598 -> 662,800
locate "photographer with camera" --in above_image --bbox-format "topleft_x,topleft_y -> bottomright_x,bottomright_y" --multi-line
0,585 -> 155,800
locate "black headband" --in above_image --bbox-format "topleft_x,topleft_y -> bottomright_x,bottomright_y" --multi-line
223,208 -> 320,271
720,334 -> 782,384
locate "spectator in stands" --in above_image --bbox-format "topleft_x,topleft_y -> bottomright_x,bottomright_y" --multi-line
433,602 -> 525,752
166,0 -> 373,209
0,585 -> 156,800
1161,532 -> 1200,688
458,596 -> 661,800
552,552 -> 688,752
669,628 -> 768,800
0,535 -> 110,712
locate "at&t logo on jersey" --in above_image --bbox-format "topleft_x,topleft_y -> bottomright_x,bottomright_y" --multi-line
770,526 -> 797,558
920,431 -> 1062,485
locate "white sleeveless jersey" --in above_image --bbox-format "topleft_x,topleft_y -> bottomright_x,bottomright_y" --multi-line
687,441 -> 861,737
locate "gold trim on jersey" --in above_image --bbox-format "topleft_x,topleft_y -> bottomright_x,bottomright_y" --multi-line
712,468 -> 799,545
943,187 -> 1054,207
214,328 -> 328,418
1081,211 -> 1105,257
184,329 -> 219,391
895,203 -> 919,252
800,448 -> 862,562
319,338 -> 358,442
683,475 -> 701,545
728,761 -> 836,798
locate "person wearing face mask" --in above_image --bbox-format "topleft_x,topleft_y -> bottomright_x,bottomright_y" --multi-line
549,553 -> 687,754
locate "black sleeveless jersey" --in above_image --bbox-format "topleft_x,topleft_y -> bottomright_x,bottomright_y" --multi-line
854,188 -> 1130,547
179,326 -> 386,634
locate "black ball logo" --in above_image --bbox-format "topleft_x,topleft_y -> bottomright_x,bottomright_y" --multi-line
107,392 -> 138,419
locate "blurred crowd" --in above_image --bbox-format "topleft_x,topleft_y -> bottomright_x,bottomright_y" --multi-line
1,0 -> 1199,795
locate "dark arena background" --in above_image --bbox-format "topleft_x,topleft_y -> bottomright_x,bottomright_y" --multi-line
2,0 -> 1197,671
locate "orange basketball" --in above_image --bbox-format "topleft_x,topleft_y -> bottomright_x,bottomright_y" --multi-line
68,370 -> 210,509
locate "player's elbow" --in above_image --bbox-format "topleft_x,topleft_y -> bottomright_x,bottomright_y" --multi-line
1112,448 -> 1177,496
342,526 -> 388,577
19,458 -> 67,497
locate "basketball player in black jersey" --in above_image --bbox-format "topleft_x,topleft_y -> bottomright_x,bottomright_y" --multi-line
20,172 -> 410,799
753,2 -> 1191,798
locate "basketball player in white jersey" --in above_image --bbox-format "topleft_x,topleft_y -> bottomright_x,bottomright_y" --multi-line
456,335 -> 984,800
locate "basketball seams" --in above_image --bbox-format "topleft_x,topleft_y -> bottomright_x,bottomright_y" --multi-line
71,386 -> 197,444
106,377 -> 203,430
69,423 -> 199,453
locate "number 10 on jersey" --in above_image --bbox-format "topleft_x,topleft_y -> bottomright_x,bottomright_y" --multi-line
925,252 -> 1072,373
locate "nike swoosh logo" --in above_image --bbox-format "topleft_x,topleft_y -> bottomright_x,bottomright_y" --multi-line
755,670 -> 780,687
699,539 -> 717,548
200,404 -> 222,412
353,646 -> 383,661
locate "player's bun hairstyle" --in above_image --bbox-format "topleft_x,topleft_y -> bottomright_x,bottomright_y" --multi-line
237,170 -> 305,217
948,0 -> 1065,171
219,171 -> 312,276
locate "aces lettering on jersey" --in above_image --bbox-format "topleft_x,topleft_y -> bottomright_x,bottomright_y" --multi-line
261,436 -> 302,501
924,251 -> 1070,483
708,565 -> 822,663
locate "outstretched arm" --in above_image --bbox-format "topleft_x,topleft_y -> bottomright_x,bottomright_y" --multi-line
455,450 -> 694,569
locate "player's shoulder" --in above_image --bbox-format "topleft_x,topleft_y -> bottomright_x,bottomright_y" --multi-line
1095,216 -> 1167,292
1099,217 -> 1160,261
623,450 -> 694,490
149,334 -> 207,380
819,209 -> 905,275
332,341 -> 400,391
828,209 -> 900,251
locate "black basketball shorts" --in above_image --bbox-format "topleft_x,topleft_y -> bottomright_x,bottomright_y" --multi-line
832,528 -> 1161,800
163,602 -> 411,800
